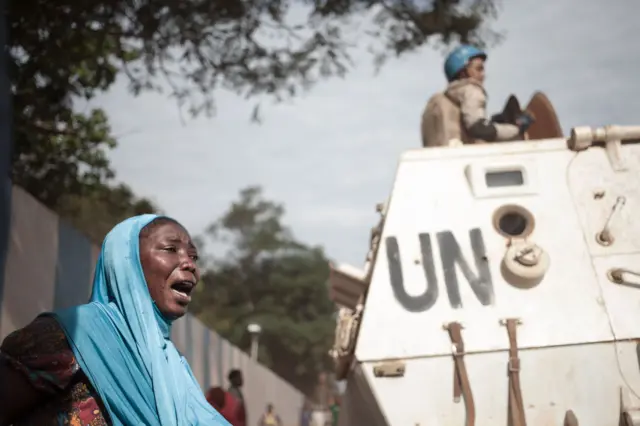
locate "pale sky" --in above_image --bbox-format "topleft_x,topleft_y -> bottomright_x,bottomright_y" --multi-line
89,0 -> 639,267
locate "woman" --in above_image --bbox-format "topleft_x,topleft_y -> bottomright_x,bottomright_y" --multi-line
0,215 -> 230,425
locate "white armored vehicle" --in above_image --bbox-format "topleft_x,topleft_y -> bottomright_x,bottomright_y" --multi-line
328,98 -> 640,426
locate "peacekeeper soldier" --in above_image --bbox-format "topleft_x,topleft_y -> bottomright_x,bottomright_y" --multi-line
421,44 -> 534,147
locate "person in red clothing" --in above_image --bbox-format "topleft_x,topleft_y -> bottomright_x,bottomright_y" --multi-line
227,369 -> 247,426
206,386 -> 241,425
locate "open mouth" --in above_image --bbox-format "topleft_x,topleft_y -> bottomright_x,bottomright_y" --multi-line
170,280 -> 195,303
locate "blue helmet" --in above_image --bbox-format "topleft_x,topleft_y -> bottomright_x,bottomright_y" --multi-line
444,44 -> 487,82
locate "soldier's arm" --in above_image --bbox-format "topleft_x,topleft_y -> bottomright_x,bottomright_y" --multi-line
460,86 -> 520,142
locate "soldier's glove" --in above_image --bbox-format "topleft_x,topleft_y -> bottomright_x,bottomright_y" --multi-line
516,111 -> 535,134
490,112 -> 507,124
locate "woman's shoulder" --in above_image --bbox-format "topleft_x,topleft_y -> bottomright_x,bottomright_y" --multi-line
1,315 -> 72,359
0,315 -> 80,393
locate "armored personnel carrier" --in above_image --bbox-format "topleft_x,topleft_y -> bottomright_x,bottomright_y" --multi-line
328,93 -> 640,426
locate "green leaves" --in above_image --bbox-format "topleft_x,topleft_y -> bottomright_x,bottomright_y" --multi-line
55,183 -> 160,244
10,0 -> 500,242
10,2 -> 157,240
191,186 -> 336,394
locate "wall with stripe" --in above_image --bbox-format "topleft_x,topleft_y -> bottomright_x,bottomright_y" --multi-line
0,185 -> 304,425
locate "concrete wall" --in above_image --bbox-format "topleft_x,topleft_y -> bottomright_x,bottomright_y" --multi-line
0,185 -> 304,425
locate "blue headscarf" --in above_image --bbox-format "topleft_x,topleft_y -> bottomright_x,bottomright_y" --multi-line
46,214 -> 231,426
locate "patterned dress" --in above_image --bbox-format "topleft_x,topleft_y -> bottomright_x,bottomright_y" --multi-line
0,316 -> 110,425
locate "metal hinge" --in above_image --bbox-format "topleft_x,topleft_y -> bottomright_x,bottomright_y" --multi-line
373,360 -> 406,378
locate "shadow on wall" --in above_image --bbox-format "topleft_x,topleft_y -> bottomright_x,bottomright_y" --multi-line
1,187 -> 62,338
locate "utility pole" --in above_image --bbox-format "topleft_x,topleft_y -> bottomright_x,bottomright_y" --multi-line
247,323 -> 262,362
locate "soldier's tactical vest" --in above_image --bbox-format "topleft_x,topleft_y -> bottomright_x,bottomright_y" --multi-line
420,92 -> 481,147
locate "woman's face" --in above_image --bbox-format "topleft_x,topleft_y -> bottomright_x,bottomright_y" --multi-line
139,220 -> 200,319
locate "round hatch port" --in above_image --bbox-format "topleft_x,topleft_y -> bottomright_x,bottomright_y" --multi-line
493,204 -> 535,238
